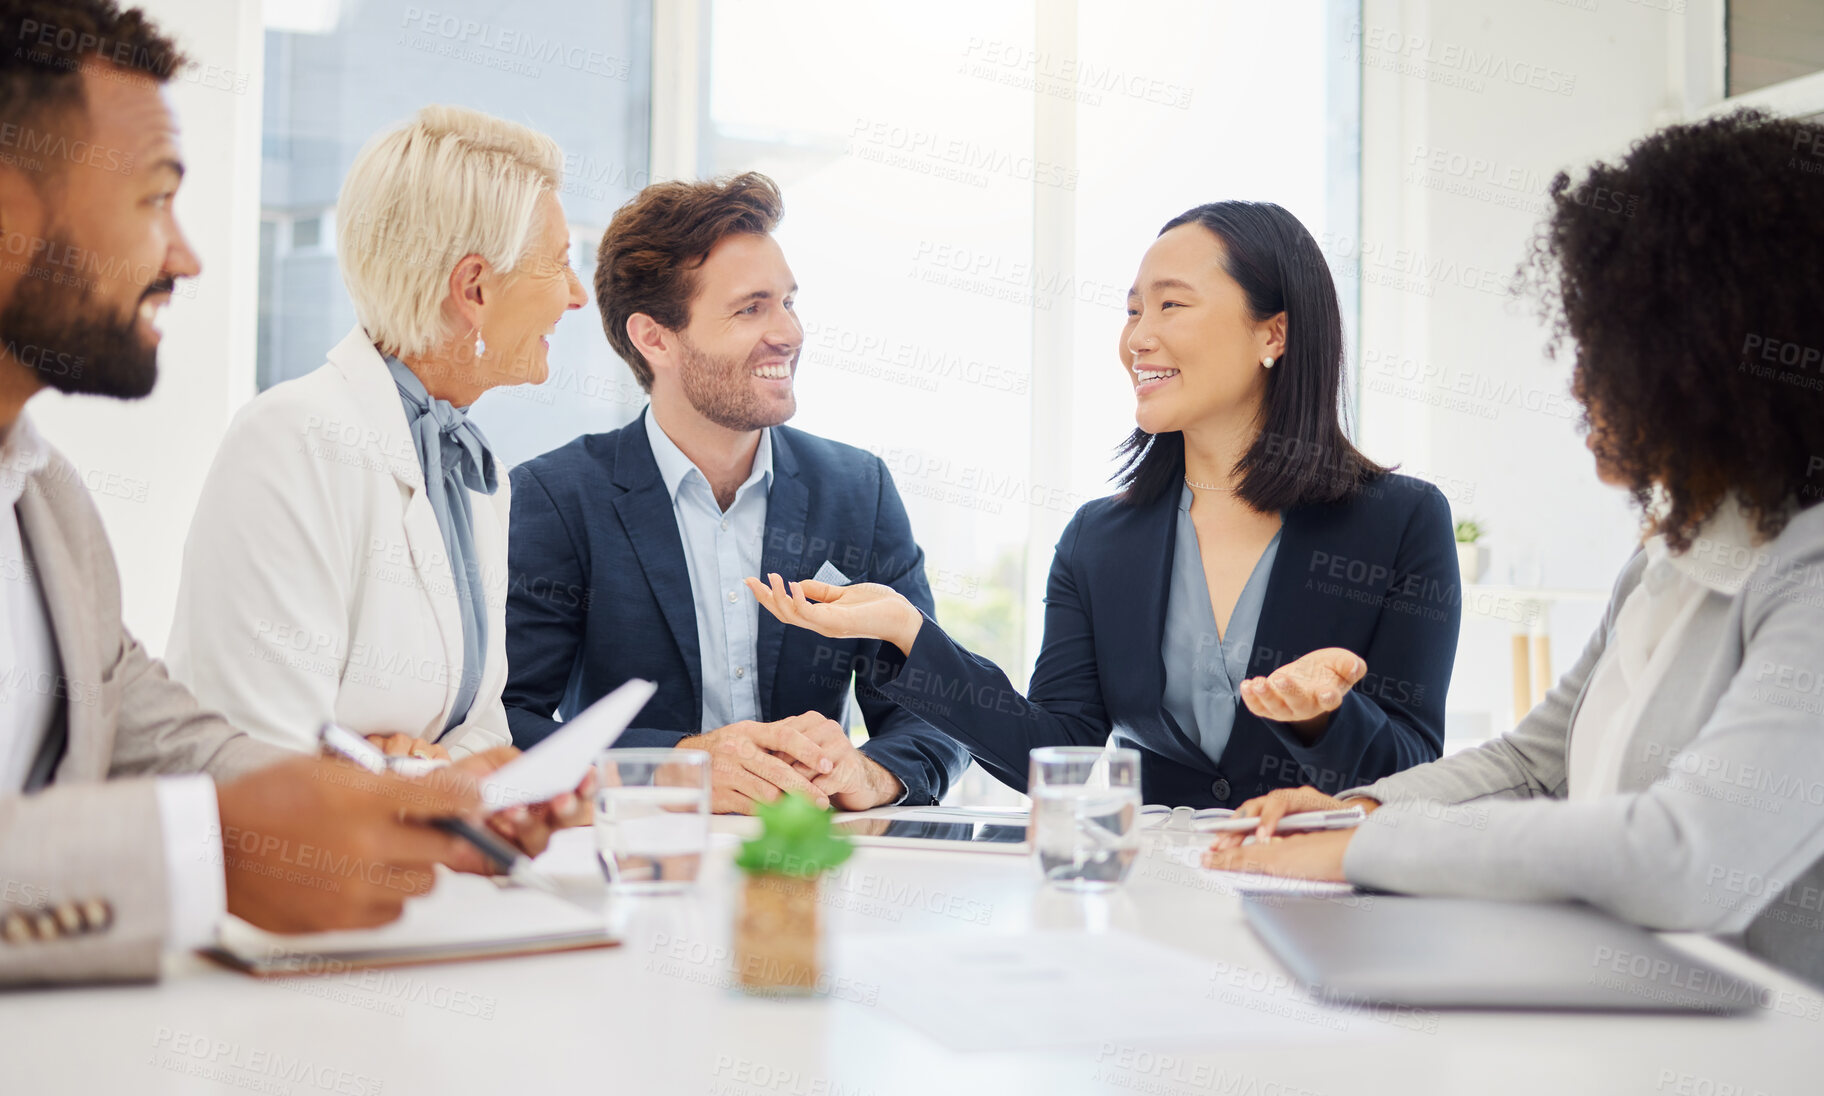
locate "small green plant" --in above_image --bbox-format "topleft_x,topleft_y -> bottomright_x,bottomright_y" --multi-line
1453,519 -> 1485,544
735,791 -> 854,878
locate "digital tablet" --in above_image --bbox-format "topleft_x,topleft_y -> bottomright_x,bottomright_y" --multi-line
831,807 -> 1031,855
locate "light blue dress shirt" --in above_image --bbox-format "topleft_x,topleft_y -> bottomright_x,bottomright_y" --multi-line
643,410 -> 773,732
383,354 -> 497,734
1161,483 -> 1281,766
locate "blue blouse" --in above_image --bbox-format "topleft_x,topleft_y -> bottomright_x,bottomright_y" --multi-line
1160,484 -> 1281,766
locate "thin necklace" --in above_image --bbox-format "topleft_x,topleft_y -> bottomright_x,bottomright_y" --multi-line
1184,476 -> 1236,493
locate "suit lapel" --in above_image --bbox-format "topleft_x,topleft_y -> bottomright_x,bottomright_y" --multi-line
756,432 -> 808,716
1250,506 -> 1303,678
1135,489 -> 1208,765
1596,588 -> 1733,792
15,481 -> 107,782
613,416 -> 703,716
400,490 -> 463,730
330,330 -> 464,733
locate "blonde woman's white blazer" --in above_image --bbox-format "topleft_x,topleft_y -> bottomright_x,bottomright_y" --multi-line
166,326 -> 513,757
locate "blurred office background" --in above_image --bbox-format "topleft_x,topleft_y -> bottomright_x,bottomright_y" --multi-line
27,0 -> 1824,797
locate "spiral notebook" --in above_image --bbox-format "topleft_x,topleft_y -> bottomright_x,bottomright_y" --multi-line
205,870 -> 615,977
1139,804 -> 1234,829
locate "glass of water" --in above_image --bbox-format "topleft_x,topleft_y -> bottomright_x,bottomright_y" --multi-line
1029,746 -> 1141,891
594,749 -> 711,893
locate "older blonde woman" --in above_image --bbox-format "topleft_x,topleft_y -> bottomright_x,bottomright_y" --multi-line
167,105 -> 587,761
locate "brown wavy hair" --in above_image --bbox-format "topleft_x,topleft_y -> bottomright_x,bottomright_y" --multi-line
594,171 -> 783,391
1519,108 -> 1824,551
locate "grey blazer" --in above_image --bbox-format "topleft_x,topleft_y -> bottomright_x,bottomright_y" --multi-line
0,436 -> 288,985
1343,504 -> 1824,988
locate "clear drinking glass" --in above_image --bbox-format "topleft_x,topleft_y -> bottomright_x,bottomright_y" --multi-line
1029,746 -> 1141,890
593,749 -> 711,893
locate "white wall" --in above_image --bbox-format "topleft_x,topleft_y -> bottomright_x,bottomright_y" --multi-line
1353,0 -> 1692,742
27,0 -> 263,654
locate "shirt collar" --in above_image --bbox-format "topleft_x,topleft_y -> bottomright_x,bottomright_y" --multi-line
1648,493 -> 1766,596
643,406 -> 772,504
0,411 -> 50,509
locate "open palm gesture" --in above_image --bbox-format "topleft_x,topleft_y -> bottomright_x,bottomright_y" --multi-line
1239,647 -> 1366,733
743,573 -> 925,655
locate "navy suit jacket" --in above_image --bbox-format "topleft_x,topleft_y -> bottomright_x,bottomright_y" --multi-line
863,472 -> 1460,808
503,410 -> 969,805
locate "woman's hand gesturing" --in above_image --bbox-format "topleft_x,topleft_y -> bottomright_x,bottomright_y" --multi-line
1239,647 -> 1366,740
744,574 -> 925,656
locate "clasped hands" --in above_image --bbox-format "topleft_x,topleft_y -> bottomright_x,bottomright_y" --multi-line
679,712 -> 903,814
739,572 -> 1382,881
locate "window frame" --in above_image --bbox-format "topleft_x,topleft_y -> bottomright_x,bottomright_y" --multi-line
1685,0 -> 1824,118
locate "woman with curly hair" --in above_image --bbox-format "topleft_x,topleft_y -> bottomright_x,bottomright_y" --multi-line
1204,108 -> 1824,987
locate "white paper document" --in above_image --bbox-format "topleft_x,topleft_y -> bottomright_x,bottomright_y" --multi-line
531,826 -> 602,878
481,679 -> 657,808
1153,842 -> 1360,898
835,929 -> 1365,1052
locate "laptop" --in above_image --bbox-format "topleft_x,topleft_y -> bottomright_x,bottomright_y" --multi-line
1243,895 -> 1764,1012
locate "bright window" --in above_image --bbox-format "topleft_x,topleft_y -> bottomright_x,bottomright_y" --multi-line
693,0 -> 1359,685
690,0 -> 1359,800
255,0 -> 654,466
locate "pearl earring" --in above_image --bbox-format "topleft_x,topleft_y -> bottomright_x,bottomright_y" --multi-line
1262,356 -> 1276,369
472,329 -> 487,358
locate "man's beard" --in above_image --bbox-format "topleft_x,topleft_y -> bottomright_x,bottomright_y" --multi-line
0,236 -> 164,399
678,336 -> 795,432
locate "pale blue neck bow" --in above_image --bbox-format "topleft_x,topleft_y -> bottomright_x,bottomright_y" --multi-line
384,357 -> 498,496
381,352 -> 496,733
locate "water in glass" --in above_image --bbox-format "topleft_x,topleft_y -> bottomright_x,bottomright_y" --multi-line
1032,784 -> 1140,889
595,784 -> 709,893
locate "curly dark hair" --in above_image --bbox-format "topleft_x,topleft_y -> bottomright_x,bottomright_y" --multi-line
595,171 -> 783,392
1520,107 -> 1824,550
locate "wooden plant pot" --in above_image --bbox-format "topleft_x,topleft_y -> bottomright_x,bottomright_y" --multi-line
1456,541 -> 1489,583
735,873 -> 821,996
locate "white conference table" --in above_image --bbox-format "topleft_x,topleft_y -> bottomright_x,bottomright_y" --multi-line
4,812 -> 1819,1096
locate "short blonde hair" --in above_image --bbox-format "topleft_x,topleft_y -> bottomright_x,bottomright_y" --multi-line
336,105 -> 563,358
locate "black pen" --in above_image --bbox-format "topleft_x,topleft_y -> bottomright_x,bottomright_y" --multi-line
316,722 -> 571,899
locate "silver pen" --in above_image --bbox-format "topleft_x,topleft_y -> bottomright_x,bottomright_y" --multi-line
1194,807 -> 1367,835
315,722 -> 574,901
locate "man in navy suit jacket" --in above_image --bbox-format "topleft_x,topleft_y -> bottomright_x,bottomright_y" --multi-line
504,172 -> 967,812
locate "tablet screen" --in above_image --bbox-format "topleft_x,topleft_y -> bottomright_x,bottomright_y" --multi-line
831,818 -> 1030,847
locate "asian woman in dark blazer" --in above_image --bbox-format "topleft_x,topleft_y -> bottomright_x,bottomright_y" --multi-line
747,201 -> 1460,809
